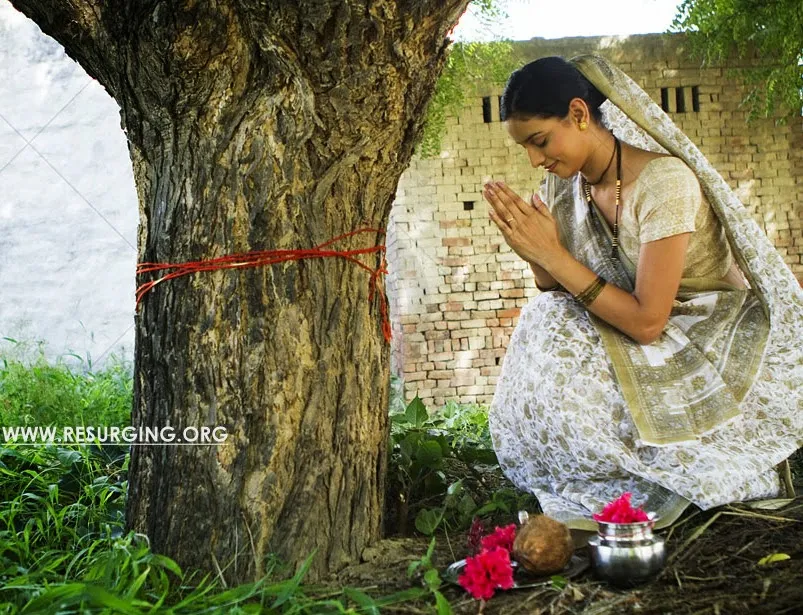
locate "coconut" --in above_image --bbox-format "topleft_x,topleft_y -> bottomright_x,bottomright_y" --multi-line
512,514 -> 574,575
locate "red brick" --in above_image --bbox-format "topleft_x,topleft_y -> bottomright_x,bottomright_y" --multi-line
500,289 -> 525,298
442,237 -> 471,247
425,330 -> 450,341
442,257 -> 468,267
445,312 -> 470,321
429,370 -> 452,379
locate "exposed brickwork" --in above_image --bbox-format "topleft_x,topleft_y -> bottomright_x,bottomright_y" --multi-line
387,33 -> 803,408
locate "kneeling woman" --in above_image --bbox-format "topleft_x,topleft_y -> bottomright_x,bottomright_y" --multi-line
482,55 -> 802,529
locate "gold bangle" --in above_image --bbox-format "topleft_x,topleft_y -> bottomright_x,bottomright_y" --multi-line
576,278 -> 604,305
582,280 -> 606,305
573,278 -> 599,303
579,279 -> 605,305
574,275 -> 606,306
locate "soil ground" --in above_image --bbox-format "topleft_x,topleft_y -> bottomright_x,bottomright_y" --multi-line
336,466 -> 803,614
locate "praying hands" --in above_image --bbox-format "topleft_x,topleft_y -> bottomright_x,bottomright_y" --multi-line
482,181 -> 568,271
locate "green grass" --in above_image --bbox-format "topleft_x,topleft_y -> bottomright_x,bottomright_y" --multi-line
0,352 -> 459,613
0,344 -> 132,429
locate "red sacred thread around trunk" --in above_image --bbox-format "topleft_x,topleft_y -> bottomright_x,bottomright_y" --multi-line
135,228 -> 391,341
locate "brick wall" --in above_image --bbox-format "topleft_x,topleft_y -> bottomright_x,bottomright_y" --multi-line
387,33 -> 803,408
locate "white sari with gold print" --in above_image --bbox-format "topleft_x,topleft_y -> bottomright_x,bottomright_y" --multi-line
489,55 -> 803,529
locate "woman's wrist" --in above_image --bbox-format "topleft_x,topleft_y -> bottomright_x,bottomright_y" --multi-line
530,262 -> 562,292
535,280 -> 563,292
536,246 -> 572,274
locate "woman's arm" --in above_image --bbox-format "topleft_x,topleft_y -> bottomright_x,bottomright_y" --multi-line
483,180 -> 689,345
530,262 -> 560,290
545,233 -> 690,345
530,184 -> 562,290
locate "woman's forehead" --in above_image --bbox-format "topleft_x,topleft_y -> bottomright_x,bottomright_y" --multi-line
504,116 -> 559,143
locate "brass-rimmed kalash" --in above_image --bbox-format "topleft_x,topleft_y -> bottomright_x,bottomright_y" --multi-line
587,512 -> 666,587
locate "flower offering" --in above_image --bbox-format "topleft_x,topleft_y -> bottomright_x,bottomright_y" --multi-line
457,546 -> 515,601
593,492 -> 650,524
457,517 -> 576,600
480,523 -> 516,552
458,523 -> 517,600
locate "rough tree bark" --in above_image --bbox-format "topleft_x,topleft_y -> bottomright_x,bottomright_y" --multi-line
10,0 -> 470,582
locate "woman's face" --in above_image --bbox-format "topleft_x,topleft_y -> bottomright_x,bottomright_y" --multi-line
504,114 -> 588,179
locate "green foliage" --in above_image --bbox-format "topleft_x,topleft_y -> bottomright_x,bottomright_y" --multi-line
0,348 -> 532,614
419,40 -> 517,157
466,0 -> 508,25
406,538 -> 453,615
0,343 -> 133,428
388,396 -> 493,535
388,395 -> 539,537
0,354 -> 434,614
671,0 -> 803,120
0,439 -> 431,613
550,574 -> 568,590
431,399 -> 493,452
417,0 -> 518,158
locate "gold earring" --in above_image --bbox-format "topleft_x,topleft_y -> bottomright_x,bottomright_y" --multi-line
578,121 -> 588,131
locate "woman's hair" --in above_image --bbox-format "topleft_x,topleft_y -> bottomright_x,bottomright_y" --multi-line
500,56 -> 607,123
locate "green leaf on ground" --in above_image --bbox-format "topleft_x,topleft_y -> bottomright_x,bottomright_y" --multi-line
758,553 -> 790,566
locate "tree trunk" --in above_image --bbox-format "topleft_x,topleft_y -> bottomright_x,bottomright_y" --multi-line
10,0 -> 470,582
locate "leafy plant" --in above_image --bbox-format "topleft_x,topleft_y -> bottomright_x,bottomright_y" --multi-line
419,39 -> 518,157
418,0 -> 519,158
388,396 -> 487,534
407,538 -> 453,615
387,395 -> 539,537
671,0 -> 803,121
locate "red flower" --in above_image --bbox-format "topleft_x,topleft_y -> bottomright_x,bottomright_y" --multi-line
458,546 -> 515,601
593,492 -> 651,523
480,523 -> 516,553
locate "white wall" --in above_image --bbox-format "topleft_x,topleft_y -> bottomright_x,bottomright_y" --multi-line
0,1 -> 137,368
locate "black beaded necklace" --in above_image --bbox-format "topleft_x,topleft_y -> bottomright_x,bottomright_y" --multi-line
586,138 -> 617,186
583,137 -> 622,261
